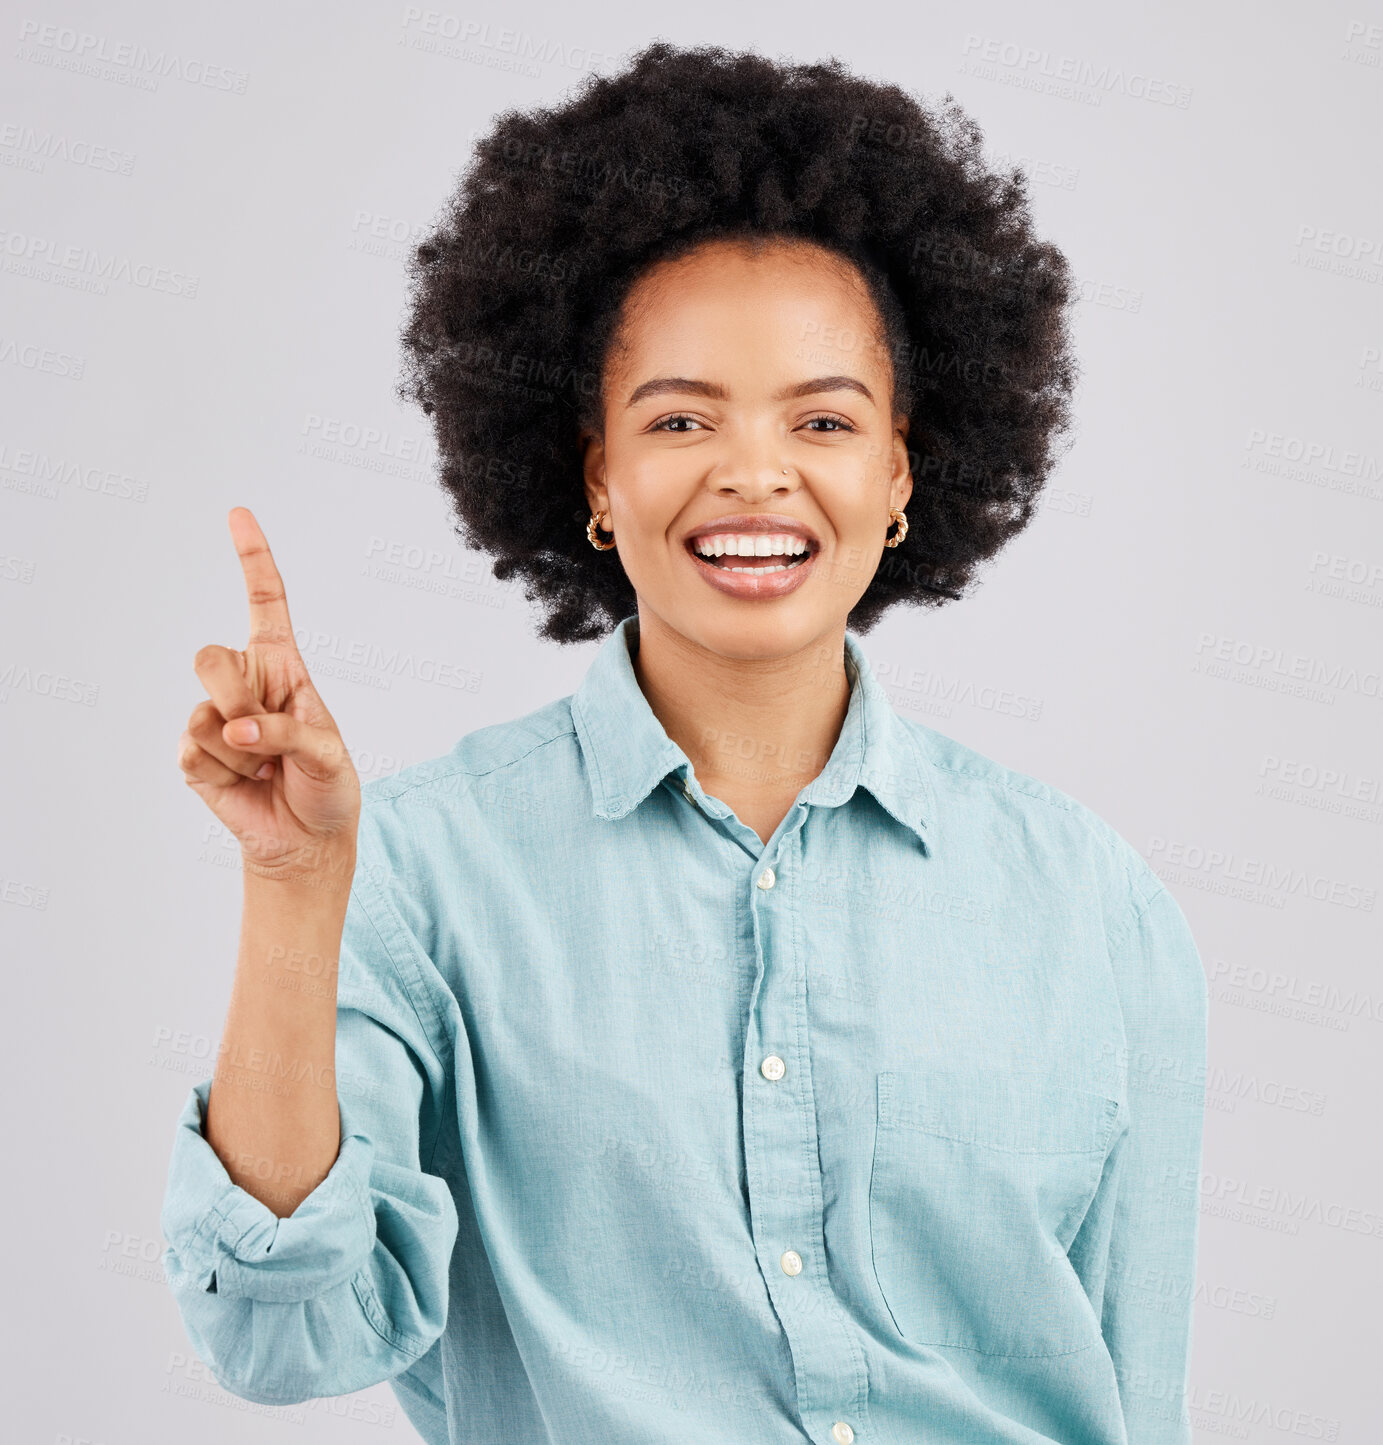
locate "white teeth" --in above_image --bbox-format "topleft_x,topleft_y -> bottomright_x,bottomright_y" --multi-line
691,532 -> 810,559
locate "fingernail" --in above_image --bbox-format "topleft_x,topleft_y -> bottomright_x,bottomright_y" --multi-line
228,718 -> 259,743
255,761 -> 274,780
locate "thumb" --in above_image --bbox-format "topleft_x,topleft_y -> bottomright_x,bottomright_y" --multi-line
222,711 -> 353,782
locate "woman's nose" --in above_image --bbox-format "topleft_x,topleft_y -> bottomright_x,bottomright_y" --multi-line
713,461 -> 799,499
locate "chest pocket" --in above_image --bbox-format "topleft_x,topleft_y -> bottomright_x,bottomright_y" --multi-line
868,1069 -> 1119,1358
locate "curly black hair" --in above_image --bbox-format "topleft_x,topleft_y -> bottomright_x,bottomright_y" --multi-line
396,40 -> 1080,644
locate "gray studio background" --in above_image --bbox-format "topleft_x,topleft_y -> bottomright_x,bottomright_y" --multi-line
4,2 -> 1381,1440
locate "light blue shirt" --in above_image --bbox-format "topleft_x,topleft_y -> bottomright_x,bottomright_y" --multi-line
161,614 -> 1208,1445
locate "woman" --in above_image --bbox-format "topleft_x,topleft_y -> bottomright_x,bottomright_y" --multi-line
163,41 -> 1207,1445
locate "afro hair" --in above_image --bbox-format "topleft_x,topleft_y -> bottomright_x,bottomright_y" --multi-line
396,40 -> 1080,644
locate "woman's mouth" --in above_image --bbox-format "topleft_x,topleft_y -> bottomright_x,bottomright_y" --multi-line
689,533 -> 815,573
684,531 -> 819,598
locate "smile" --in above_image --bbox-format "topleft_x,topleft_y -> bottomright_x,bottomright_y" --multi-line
683,531 -> 820,599
689,533 -> 815,573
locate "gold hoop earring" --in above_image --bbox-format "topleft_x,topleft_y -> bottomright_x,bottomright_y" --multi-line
586,510 -> 616,550
884,508 -> 908,548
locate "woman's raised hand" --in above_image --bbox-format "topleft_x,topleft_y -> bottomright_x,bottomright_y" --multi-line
177,507 -> 361,888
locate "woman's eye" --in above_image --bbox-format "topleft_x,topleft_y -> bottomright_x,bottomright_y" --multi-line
648,413 -> 856,433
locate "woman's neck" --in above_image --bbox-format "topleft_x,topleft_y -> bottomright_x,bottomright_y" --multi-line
629,608 -> 852,842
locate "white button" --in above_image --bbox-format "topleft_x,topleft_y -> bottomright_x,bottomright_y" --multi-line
832,1422 -> 855,1444
780,1249 -> 802,1276
760,1054 -> 786,1081
756,867 -> 776,890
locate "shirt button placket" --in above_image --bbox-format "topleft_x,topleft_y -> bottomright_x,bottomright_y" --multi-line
744,839 -> 867,1444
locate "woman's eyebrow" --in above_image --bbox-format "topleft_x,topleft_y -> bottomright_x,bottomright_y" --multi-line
626,374 -> 874,406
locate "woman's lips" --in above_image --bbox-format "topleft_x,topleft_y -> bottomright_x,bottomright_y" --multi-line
684,540 -> 818,599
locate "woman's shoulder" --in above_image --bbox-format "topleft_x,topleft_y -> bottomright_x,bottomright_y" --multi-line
359,695 -> 581,811
344,695 -> 587,944
901,716 -> 1164,913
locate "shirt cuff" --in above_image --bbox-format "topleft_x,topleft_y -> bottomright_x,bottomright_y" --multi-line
161,1076 -> 377,1305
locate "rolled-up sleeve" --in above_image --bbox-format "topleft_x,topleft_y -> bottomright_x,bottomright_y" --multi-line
159,852 -> 460,1406
1070,878 -> 1209,1445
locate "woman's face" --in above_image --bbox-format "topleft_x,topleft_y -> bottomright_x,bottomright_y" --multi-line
581,237 -> 912,661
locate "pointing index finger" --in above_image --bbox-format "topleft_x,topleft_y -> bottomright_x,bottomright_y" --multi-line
228,506 -> 297,651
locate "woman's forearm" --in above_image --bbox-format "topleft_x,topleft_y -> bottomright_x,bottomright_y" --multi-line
202,859 -> 355,1218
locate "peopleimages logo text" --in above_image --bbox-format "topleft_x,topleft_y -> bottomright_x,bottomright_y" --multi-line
1146,837 -> 1376,912
959,34 -> 1192,107
15,21 -> 249,92
0,229 -> 198,297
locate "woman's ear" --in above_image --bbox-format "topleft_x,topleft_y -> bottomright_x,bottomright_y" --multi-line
890,419 -> 913,512
581,429 -> 609,516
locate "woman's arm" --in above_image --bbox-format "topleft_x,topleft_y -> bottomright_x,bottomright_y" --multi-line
160,832 -> 460,1406
1069,880 -> 1210,1445
203,866 -> 354,1218
164,509 -> 458,1402
175,506 -> 365,1217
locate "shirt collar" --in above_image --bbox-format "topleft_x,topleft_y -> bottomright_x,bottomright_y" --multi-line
570,615 -> 938,850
